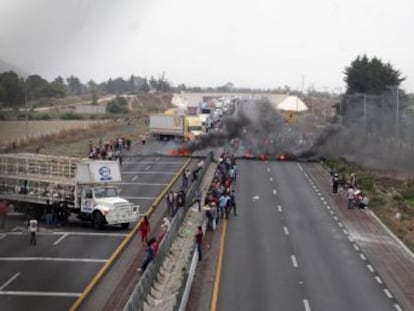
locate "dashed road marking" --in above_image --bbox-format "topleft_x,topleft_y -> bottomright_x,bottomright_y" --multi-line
53,233 -> 68,246
333,216 -> 339,221
384,289 -> 393,299
269,177 -> 273,183
277,205 -> 282,212
144,165 -> 151,170
367,264 -> 374,273
273,189 -> 277,196
132,175 -> 138,181
342,229 -> 348,235
347,236 -> 353,242
330,210 -> 335,215
283,226 -> 289,235
359,253 -> 366,261
267,167 -> 270,172
326,205 -> 331,209
353,244 -> 360,251
303,299 -> 311,311
291,255 -> 298,268
394,303 -> 403,311
375,276 -> 383,284
0,272 -> 21,290
0,234 -> 6,240
338,222 -> 344,228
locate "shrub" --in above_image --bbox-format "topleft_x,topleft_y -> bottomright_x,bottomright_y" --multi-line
60,112 -> 82,120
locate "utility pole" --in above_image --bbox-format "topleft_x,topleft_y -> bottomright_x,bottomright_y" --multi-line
396,87 -> 399,141
363,94 -> 367,128
24,79 -> 28,141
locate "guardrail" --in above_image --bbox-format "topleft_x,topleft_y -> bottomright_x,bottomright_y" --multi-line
123,152 -> 213,311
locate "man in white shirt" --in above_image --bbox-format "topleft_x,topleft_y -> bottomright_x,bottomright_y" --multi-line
29,219 -> 38,245
347,186 -> 355,209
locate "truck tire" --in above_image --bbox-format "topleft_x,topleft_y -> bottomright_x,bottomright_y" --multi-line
92,211 -> 104,230
121,223 -> 129,230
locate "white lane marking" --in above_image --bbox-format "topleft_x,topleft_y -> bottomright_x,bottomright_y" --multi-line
384,289 -> 393,299
122,171 -> 176,175
269,177 -> 273,183
53,232 -> 127,237
267,167 -> 270,172
0,291 -> 81,297
326,205 -> 331,209
273,189 -> 277,195
359,253 -> 366,261
342,229 -> 348,235
338,222 -> 344,228
12,227 -> 19,232
117,182 -> 168,186
53,233 -> 68,246
353,244 -> 360,251
0,272 -> 21,290
333,216 -> 339,221
367,264 -> 374,273
123,196 -> 156,200
132,176 -> 138,181
0,234 -> 6,240
0,257 -> 107,263
394,303 -> 403,311
347,236 -> 353,242
375,276 -> 383,284
155,157 -> 160,161
303,299 -> 312,311
144,166 -> 151,170
124,161 -> 182,164
277,205 -> 282,212
283,226 -> 289,235
330,210 -> 335,215
291,255 -> 298,268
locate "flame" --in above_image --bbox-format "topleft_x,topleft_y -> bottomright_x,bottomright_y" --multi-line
169,146 -> 191,157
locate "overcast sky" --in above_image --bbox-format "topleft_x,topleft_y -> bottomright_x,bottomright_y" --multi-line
1,0 -> 413,92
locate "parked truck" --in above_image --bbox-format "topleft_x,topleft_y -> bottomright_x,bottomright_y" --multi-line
149,114 -> 203,141
0,153 -> 140,229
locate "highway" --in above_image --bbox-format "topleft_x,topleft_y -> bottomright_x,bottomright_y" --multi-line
0,142 -> 188,311
216,159 -> 397,311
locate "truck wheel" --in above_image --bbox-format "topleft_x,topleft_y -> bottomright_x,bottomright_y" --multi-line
121,223 -> 129,230
92,212 -> 104,230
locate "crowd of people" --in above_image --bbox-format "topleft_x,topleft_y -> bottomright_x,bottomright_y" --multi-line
331,170 -> 369,210
88,137 -> 131,160
203,153 -> 238,230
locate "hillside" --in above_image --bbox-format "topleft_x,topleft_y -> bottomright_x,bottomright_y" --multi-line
0,58 -> 27,76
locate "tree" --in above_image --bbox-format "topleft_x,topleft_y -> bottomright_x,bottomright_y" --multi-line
106,95 -> 128,114
47,76 -> 66,98
66,75 -> 83,96
344,55 -> 405,94
0,71 -> 24,107
26,74 -> 49,99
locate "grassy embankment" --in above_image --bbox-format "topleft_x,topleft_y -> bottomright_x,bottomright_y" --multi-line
324,158 -> 414,251
4,93 -> 172,157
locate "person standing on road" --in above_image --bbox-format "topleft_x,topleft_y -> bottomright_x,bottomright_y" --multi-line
332,173 -> 339,194
29,218 -> 38,245
195,226 -> 203,261
229,190 -> 237,216
166,190 -> 175,217
138,237 -> 157,272
0,199 -> 7,230
347,186 -> 355,209
138,216 -> 150,245
194,190 -> 202,212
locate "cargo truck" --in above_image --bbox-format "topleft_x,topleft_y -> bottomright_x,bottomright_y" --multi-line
0,153 -> 140,229
149,114 -> 203,141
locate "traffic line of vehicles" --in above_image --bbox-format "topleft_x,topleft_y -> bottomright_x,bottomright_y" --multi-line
148,96 -> 236,142
0,153 -> 140,229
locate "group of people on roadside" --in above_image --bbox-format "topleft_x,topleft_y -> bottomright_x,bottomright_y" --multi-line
203,152 -> 238,230
88,137 -> 131,161
331,170 -> 369,210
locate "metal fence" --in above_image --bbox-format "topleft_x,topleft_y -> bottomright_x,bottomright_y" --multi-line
123,152 -> 213,311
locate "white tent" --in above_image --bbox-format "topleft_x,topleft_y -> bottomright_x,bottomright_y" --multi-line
276,96 -> 308,112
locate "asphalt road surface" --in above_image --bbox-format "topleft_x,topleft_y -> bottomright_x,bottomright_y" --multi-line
217,160 -> 397,311
0,141 -> 188,311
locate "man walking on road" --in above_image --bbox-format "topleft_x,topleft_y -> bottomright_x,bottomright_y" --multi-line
195,226 -> 203,261
347,186 -> 355,209
29,218 -> 38,245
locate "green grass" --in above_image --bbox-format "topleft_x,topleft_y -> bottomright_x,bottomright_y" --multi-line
404,197 -> 414,209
